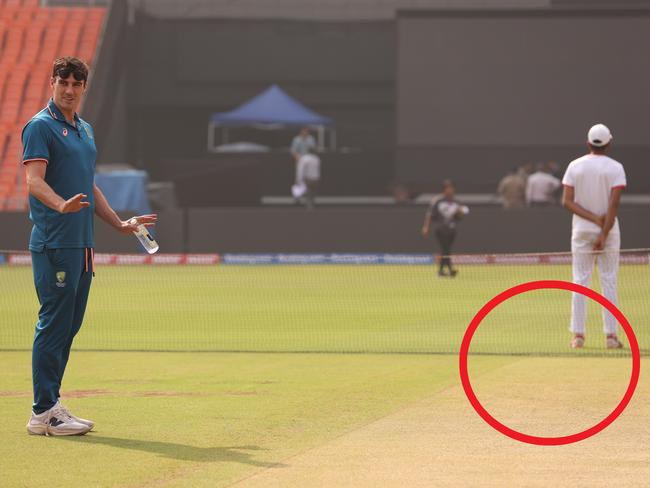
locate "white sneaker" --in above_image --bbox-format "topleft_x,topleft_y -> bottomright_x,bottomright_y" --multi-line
58,402 -> 94,430
26,402 -> 91,436
606,335 -> 624,349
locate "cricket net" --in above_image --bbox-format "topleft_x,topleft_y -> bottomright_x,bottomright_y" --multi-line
0,249 -> 648,357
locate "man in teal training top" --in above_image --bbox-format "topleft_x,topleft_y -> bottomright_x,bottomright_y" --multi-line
22,57 -> 157,436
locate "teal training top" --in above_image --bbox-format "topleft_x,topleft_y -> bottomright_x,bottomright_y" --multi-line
22,99 -> 97,251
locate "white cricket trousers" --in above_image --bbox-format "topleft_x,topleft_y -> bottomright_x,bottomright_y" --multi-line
570,231 -> 620,335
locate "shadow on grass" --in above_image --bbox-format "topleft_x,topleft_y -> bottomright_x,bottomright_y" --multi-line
60,435 -> 284,467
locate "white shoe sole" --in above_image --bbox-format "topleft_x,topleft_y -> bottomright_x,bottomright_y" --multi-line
27,424 -> 91,436
27,424 -> 48,436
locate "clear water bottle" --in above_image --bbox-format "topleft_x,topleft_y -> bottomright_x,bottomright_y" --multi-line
129,218 -> 159,254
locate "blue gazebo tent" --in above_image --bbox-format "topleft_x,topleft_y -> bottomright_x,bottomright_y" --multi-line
207,84 -> 336,152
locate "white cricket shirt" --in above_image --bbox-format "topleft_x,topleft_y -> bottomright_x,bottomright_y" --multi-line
562,154 -> 626,234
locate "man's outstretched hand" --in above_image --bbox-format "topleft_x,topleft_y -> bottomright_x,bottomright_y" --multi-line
58,193 -> 90,213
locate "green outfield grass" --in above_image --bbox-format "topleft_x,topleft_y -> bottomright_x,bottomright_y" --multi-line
0,264 -> 647,486
1,264 -> 648,354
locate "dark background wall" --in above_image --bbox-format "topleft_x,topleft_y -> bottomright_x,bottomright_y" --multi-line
88,5 -> 650,200
396,9 -> 650,193
2,207 -> 647,254
112,14 -> 396,195
83,0 -> 129,164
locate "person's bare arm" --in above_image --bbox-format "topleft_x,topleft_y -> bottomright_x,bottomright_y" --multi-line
422,205 -> 435,237
593,187 -> 623,250
94,184 -> 125,231
93,184 -> 157,234
421,209 -> 432,237
561,185 -> 605,228
25,160 -> 89,213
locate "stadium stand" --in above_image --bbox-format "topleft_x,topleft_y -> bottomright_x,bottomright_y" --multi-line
0,0 -> 105,211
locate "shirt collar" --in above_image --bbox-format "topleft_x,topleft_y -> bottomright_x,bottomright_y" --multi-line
47,99 -> 80,126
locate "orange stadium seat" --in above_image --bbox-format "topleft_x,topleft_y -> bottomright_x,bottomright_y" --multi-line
0,171 -> 17,194
0,71 -> 28,124
1,24 -> 24,64
0,1 -> 106,210
20,101 -> 40,123
61,10 -> 84,58
0,22 -> 7,52
39,17 -> 66,63
0,128 -> 9,165
21,21 -> 45,64
0,170 -> 16,185
4,132 -> 22,163
0,73 -> 8,104
0,163 -> 19,181
14,5 -> 35,24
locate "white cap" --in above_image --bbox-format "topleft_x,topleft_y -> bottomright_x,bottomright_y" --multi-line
588,124 -> 612,147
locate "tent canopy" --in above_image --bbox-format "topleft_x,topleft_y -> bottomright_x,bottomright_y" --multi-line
210,85 -> 333,127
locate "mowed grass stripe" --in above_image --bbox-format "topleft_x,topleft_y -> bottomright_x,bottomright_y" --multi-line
0,351 -> 510,488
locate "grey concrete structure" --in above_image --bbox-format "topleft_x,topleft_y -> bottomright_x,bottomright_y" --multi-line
2,207 -> 647,254
396,9 -> 650,193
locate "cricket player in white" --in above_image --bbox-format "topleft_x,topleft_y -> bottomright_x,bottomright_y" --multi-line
562,124 -> 626,349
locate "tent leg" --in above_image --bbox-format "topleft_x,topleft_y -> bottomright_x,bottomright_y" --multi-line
207,123 -> 215,153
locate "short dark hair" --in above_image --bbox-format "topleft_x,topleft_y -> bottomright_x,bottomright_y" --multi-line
52,57 -> 89,83
588,142 -> 610,153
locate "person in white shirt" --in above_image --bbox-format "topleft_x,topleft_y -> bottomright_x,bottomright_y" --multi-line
562,123 -> 626,349
526,162 -> 561,207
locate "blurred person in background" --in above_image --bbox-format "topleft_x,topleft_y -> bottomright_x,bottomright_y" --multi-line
290,126 -> 316,164
293,147 -> 321,210
22,57 -> 157,436
517,161 -> 535,184
421,180 -> 469,277
497,167 -> 526,209
290,127 -> 317,199
547,160 -> 564,201
547,160 -> 563,180
526,162 -> 561,207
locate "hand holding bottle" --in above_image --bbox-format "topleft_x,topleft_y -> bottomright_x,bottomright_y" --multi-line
126,215 -> 159,254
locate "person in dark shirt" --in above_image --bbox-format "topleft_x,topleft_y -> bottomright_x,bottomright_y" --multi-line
421,180 -> 469,277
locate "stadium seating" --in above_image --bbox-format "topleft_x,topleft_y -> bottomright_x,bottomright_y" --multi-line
0,0 -> 105,210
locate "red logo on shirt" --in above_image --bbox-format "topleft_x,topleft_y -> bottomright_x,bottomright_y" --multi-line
62,128 -> 68,137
